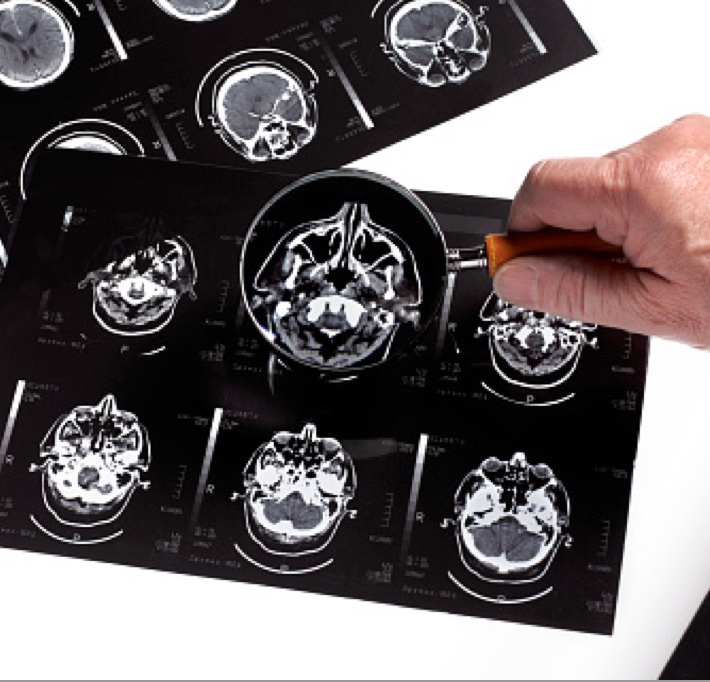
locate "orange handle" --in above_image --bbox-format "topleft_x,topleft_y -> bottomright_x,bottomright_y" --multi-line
485,229 -> 623,277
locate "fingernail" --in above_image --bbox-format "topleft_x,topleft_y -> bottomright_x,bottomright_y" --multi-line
493,262 -> 539,308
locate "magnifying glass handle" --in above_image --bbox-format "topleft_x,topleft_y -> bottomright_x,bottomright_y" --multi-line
448,229 -> 624,277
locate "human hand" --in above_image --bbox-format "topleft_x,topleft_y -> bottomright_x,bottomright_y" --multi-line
493,114 -> 710,348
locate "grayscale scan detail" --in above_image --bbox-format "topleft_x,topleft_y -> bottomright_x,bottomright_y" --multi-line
0,0 -> 74,90
30,394 -> 151,532
251,202 -> 422,370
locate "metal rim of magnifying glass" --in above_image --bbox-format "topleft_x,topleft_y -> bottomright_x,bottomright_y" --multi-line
239,168 -> 451,376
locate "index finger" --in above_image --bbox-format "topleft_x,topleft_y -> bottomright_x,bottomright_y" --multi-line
507,156 -> 632,247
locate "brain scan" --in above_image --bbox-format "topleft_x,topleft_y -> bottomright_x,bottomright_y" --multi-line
379,0 -> 490,87
241,424 -> 356,555
151,0 -> 237,22
20,119 -> 146,199
454,452 -> 571,582
30,395 -> 151,528
250,202 -> 422,371
477,293 -> 598,389
78,221 -> 197,337
212,61 -> 318,162
51,133 -> 127,154
0,0 -> 74,91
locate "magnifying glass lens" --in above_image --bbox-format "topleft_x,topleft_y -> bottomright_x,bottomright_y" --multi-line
241,170 -> 448,374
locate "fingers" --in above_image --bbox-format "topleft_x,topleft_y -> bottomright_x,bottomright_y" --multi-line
492,254 -> 701,343
508,156 -> 633,248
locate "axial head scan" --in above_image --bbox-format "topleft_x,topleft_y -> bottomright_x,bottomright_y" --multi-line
151,0 -> 237,21
78,220 -> 197,337
30,394 -> 151,527
454,452 -> 570,582
214,61 -> 318,162
242,424 -> 356,554
380,0 -> 490,87
250,202 -> 422,371
478,293 -> 598,389
52,133 -> 127,154
0,0 -> 74,90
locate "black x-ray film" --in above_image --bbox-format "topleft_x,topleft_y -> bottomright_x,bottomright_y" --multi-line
0,151 -> 647,635
0,0 -> 596,250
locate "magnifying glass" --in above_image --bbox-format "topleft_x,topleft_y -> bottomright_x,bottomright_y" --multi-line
239,169 -> 619,377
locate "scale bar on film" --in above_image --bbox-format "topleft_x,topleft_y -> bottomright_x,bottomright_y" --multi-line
400,433 -> 429,564
0,381 -> 25,477
187,408 -> 223,540
435,272 -> 458,357
507,0 -> 547,55
143,99 -> 178,160
318,33 -> 375,130
93,0 -> 129,61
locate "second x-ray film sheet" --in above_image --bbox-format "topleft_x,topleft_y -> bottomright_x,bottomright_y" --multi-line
0,0 -> 596,252
0,151 -> 648,635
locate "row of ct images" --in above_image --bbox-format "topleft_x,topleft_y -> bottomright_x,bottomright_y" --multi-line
27,396 -> 571,602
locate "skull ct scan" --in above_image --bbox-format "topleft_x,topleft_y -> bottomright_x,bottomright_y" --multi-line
250,202 -> 423,371
453,452 -> 571,583
30,394 -> 151,529
477,293 -> 598,389
20,119 -> 147,199
211,60 -> 318,163
0,0 -> 75,91
379,0 -> 490,87
151,0 -> 238,22
239,424 -> 357,556
78,220 -> 198,337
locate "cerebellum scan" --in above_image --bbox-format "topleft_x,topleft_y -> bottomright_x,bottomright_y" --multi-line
249,202 -> 422,370
78,217 -> 198,337
30,394 -> 151,529
239,423 -> 357,555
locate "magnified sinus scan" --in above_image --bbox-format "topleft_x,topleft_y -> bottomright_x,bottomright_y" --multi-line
0,0 -> 75,91
250,202 -> 422,371
78,217 -> 197,337
238,424 -> 357,556
476,293 -> 598,390
30,394 -> 151,529
151,0 -> 238,22
376,0 -> 490,87
198,50 -> 319,163
453,452 -> 571,583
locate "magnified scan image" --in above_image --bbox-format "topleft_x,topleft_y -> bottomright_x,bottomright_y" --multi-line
250,202 -> 422,370
30,394 -> 151,530
198,50 -> 319,162
78,217 -> 197,337
151,0 -> 238,22
452,451 -> 571,584
476,293 -> 598,390
376,0 -> 490,87
0,0 -> 74,91
238,424 -> 357,557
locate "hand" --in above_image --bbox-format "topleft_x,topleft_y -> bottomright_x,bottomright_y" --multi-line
493,114 -> 710,348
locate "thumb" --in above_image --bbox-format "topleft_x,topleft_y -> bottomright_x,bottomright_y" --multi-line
491,254 -> 676,338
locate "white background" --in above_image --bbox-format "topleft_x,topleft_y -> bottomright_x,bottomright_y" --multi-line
2,1 -> 710,679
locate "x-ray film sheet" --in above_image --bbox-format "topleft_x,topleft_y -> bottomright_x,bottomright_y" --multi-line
0,0 -> 596,256
0,151 -> 647,635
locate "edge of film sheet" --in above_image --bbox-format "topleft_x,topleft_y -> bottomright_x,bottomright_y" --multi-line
0,150 -> 648,636
0,0 -> 597,266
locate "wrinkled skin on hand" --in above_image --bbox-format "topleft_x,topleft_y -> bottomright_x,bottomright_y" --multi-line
494,114 -> 710,349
